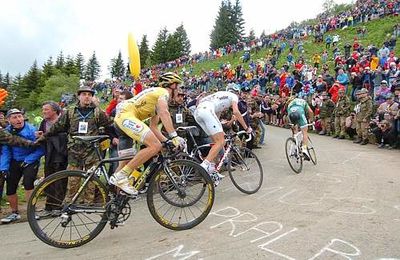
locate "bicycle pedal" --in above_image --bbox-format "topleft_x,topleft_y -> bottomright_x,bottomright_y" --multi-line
119,191 -> 138,199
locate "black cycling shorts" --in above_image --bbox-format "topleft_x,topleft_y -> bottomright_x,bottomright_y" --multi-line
6,160 -> 39,195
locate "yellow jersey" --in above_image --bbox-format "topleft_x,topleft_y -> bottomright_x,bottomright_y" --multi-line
117,87 -> 169,120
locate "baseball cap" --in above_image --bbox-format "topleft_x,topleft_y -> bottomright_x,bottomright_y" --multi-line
77,86 -> 95,95
6,108 -> 22,118
359,88 -> 368,94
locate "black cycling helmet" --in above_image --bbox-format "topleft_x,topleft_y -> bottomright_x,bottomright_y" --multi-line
289,110 -> 301,124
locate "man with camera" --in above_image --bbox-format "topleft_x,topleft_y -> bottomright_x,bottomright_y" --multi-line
373,120 -> 396,149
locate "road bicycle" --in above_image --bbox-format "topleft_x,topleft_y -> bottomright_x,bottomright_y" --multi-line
27,135 -> 215,248
285,123 -> 317,174
177,126 -> 263,194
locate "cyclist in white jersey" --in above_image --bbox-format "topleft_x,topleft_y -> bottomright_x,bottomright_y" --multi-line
194,86 -> 252,176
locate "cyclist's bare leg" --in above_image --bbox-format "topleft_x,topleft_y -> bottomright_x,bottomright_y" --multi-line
205,132 -> 225,163
200,132 -> 225,174
301,127 -> 308,147
111,131 -> 162,194
124,131 -> 162,172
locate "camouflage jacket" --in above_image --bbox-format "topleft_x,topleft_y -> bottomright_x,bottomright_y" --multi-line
45,103 -> 113,167
333,95 -> 351,116
247,99 -> 259,128
169,103 -> 194,128
319,99 -> 335,118
0,127 -> 34,147
354,96 -> 373,122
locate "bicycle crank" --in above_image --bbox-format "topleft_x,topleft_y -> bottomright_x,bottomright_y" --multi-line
107,193 -> 132,229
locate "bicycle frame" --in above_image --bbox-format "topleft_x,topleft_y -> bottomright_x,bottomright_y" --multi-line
67,138 -> 184,208
181,128 -> 250,173
289,123 -> 315,150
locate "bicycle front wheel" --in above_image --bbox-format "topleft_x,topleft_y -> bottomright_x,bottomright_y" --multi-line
27,170 -> 109,248
228,147 -> 263,194
307,137 -> 317,165
147,159 -> 215,231
285,137 -> 303,174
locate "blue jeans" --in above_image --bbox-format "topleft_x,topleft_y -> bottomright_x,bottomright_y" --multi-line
259,119 -> 266,144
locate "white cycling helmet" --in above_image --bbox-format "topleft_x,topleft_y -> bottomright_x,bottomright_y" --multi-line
226,83 -> 241,93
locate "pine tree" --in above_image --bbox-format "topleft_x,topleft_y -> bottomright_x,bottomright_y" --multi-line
233,0 -> 245,40
85,52 -> 101,81
42,56 -> 55,79
210,0 -> 246,49
4,73 -> 11,89
166,33 -> 181,61
248,29 -> 256,41
64,55 -> 78,76
24,61 -> 43,92
109,51 -> 125,78
75,53 -> 85,79
55,51 -> 65,71
6,74 -> 21,108
174,24 -> 191,56
139,35 -> 150,68
17,61 -> 43,109
0,71 -> 3,87
210,0 -> 236,49
151,28 -> 169,64
260,30 -> 267,40
323,0 -> 336,14
125,62 -> 131,78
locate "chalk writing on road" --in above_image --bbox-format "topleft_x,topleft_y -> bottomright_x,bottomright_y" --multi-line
209,206 -> 365,259
145,245 -> 201,260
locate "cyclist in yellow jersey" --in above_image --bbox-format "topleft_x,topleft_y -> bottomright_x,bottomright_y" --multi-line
111,72 -> 186,195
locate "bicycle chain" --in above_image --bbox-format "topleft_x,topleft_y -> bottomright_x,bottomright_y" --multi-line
106,193 -> 133,229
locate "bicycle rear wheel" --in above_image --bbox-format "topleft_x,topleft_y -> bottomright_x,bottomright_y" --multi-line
147,159 -> 214,231
228,147 -> 263,194
285,137 -> 303,174
307,137 -> 317,165
27,170 -> 109,248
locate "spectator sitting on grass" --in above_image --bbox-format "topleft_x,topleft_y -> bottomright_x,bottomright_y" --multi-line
375,80 -> 392,105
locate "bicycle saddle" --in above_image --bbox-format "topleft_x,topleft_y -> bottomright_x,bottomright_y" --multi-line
177,126 -> 199,136
73,135 -> 110,143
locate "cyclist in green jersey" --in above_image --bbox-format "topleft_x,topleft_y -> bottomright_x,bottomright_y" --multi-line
287,97 -> 314,159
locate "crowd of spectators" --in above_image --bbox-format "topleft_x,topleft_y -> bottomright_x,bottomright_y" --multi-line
140,0 -> 400,74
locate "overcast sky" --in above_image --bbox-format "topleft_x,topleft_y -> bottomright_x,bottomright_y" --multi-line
0,0 -> 353,79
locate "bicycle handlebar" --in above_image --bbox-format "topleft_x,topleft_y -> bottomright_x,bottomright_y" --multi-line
162,140 -> 185,158
227,131 -> 252,142
304,122 -> 316,131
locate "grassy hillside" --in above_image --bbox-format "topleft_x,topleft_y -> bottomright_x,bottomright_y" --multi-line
184,16 -> 400,77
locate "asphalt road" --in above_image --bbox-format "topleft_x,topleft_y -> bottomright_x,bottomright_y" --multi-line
1,125 -> 399,260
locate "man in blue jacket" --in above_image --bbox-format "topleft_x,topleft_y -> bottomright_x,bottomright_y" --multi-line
0,109 -> 44,223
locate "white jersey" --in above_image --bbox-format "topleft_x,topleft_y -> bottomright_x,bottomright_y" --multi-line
198,91 -> 239,114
